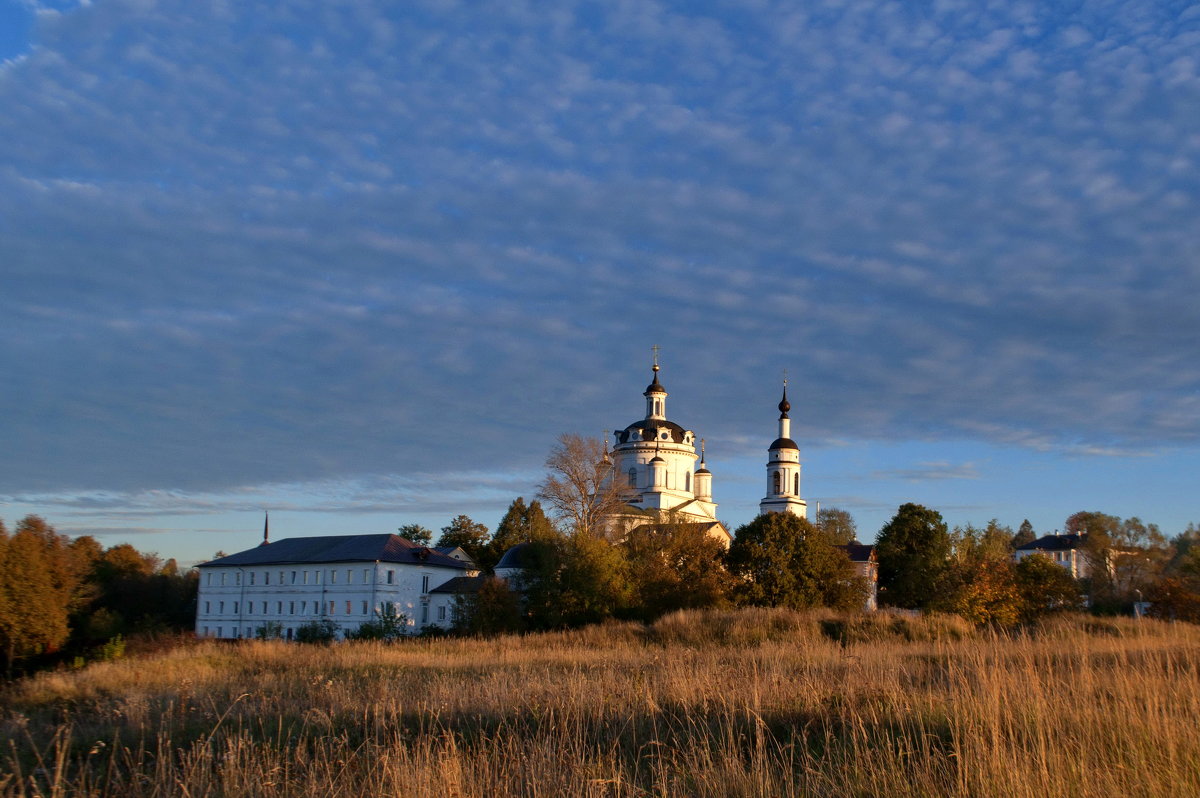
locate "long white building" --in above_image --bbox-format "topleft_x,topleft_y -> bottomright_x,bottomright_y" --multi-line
195,533 -> 477,639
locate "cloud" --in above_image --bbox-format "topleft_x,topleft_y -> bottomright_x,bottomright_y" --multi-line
871,462 -> 981,483
0,0 -> 1197,502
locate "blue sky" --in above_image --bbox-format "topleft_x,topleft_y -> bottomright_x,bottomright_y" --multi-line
2,0 -> 1198,564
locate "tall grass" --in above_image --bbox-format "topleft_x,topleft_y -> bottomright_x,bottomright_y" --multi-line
2,610 -> 1198,797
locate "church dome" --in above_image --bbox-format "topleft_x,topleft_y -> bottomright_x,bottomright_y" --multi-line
769,437 -> 799,451
616,418 -> 688,444
495,542 -> 536,571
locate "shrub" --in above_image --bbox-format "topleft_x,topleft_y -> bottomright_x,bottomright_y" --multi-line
294,619 -> 339,644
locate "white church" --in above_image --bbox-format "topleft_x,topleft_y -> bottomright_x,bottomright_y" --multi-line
194,358 -> 869,639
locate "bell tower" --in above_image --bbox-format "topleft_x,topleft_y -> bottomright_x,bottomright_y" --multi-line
759,378 -> 807,518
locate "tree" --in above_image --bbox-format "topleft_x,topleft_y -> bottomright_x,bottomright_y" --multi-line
726,513 -> 865,611
815,506 -> 857,545
349,604 -> 410,641
452,578 -> 523,636
537,433 -> 627,539
875,503 -> 951,610
436,515 -> 490,563
1013,555 -> 1085,622
937,522 -> 1021,626
622,517 -> 734,620
295,618 -> 339,644
0,516 -> 81,675
397,524 -> 434,545
1012,519 -> 1036,549
483,497 -> 557,570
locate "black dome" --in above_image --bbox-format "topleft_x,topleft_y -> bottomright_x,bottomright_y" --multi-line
616,419 -> 688,444
769,437 -> 799,451
496,542 -> 537,570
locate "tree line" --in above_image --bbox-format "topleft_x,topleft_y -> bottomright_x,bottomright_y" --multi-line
0,516 -> 198,676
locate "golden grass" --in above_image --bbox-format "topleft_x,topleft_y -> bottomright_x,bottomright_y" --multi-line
2,610 -> 1198,797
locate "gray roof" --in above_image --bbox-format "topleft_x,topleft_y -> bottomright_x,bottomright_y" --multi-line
1016,533 -> 1084,552
429,575 -> 488,594
839,542 -> 875,563
200,534 -> 469,570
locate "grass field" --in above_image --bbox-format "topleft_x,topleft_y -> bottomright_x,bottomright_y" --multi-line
2,609 -> 1199,797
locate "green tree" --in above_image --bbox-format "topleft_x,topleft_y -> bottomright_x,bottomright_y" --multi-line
483,497 -> 557,570
939,522 -> 1021,626
1012,519 -> 1036,549
555,531 -> 632,626
436,515 -> 491,563
349,604 -> 410,640
294,618 -> 339,644
727,513 -> 865,611
397,524 -> 434,545
453,578 -> 523,636
875,503 -> 951,610
622,517 -> 734,620
815,506 -> 857,545
1013,554 -> 1085,621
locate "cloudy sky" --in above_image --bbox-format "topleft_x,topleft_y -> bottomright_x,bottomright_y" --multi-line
2,0 -> 1198,564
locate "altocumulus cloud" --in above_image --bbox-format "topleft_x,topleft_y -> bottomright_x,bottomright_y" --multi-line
0,0 -> 1198,497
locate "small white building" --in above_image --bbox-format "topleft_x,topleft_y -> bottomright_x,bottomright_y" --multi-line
195,533 -> 478,639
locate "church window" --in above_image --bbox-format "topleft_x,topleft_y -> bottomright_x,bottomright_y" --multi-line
773,471 -> 781,494
628,468 -> 637,487
685,471 -> 691,492
794,473 -> 799,495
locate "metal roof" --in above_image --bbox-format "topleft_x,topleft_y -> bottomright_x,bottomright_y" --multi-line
199,534 -> 469,570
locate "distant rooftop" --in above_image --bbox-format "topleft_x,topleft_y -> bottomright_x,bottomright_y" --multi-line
200,534 -> 469,570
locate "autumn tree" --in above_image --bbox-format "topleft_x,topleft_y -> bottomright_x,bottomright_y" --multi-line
537,433 -> 626,539
436,515 -> 490,563
727,513 -> 865,611
875,503 -> 951,610
937,522 -> 1021,626
622,517 -> 734,620
1013,555 -> 1085,622
815,506 -> 857,545
0,516 -> 81,676
397,524 -> 434,545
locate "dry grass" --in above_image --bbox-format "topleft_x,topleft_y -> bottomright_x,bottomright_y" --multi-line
2,610 -> 1198,797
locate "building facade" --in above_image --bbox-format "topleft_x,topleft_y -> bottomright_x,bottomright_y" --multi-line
194,533 -> 477,639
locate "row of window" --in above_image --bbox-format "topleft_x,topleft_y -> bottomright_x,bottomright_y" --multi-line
771,471 -> 800,496
625,467 -> 694,491
198,605 -> 450,639
204,599 -> 373,616
206,567 -> 404,587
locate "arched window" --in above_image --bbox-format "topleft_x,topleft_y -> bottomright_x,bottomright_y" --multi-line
628,468 -> 637,488
685,471 -> 691,492
772,470 -> 781,494
794,473 -> 799,496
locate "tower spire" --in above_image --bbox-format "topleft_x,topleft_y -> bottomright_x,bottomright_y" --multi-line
260,511 -> 270,546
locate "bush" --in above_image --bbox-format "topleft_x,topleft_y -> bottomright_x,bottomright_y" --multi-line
294,619 -> 339,644
348,605 -> 410,641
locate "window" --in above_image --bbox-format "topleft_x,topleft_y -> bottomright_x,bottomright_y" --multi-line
206,573 -> 212,586
345,600 -> 352,614
249,572 -> 256,585
301,601 -> 307,614
276,601 -> 282,614
329,601 -> 336,615
248,601 -> 254,614
422,575 -> 430,593
303,571 -> 309,585
628,468 -> 637,487
362,601 -> 368,615
773,471 -> 781,494
421,605 -> 429,624
437,606 -> 446,621
235,572 -> 241,585
363,569 -> 370,583
202,626 -> 208,636
330,570 -> 337,584
265,571 -> 270,586
279,571 -> 285,585
205,601 -> 210,613
217,627 -> 223,637
233,602 -> 239,614
244,627 -> 250,638
794,473 -> 799,495
347,569 -> 353,584
685,471 -> 691,492
291,571 -> 297,584
221,573 -> 227,586
386,570 -> 394,584
219,601 -> 225,613
289,601 -> 295,615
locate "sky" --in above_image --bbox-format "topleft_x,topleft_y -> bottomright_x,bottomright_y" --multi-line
1,0 -> 1198,565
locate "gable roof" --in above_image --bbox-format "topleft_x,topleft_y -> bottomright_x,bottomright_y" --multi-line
839,542 -> 876,563
199,534 -> 469,570
1016,533 -> 1084,552
429,575 -> 488,594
